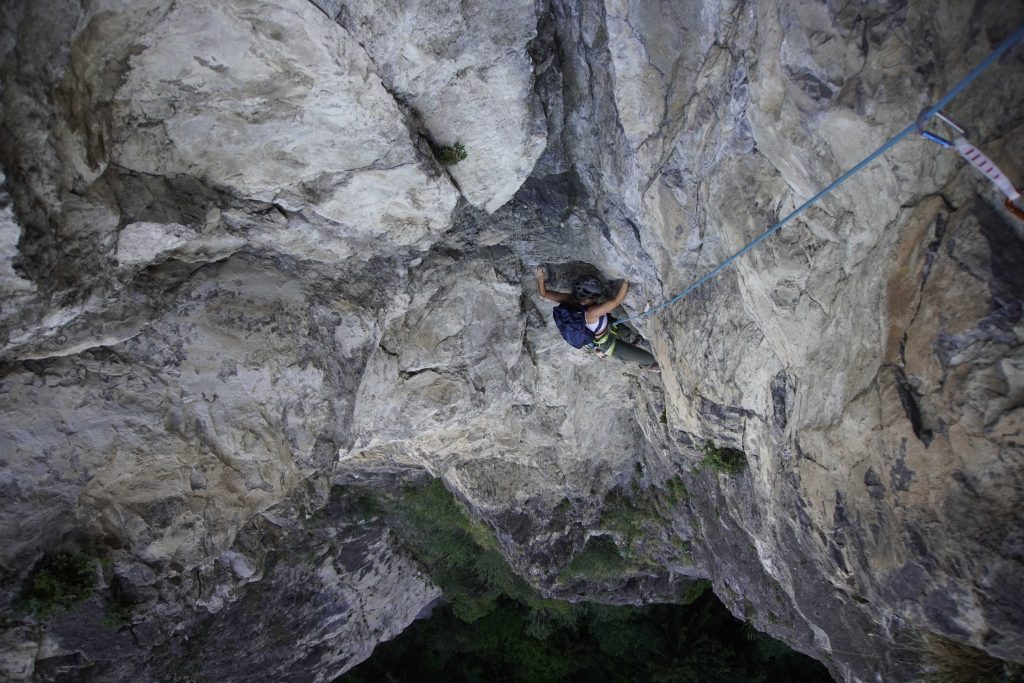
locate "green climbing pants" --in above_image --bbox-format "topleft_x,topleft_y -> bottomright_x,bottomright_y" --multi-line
594,329 -> 656,367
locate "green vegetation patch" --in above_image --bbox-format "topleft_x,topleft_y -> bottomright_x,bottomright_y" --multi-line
101,592 -> 135,630
663,475 -> 689,503
17,551 -> 96,619
699,440 -> 748,475
342,578 -> 828,683
366,480 -> 568,625
567,474 -> 692,577
561,535 -> 634,581
682,578 -> 712,604
339,479 -> 830,683
599,490 -> 653,545
435,141 -> 468,166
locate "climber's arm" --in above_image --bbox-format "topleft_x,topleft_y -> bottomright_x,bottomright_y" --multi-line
585,280 -> 628,321
536,267 -> 571,304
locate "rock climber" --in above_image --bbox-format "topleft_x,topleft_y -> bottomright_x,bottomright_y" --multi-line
535,266 -> 658,369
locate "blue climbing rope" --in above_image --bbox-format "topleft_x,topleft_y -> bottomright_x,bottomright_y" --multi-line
614,22 -> 1024,328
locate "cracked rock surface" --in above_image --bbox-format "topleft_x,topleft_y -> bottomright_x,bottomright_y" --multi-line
1,0 -> 1023,681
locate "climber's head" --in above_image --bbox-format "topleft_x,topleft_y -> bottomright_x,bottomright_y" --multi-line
573,276 -> 604,304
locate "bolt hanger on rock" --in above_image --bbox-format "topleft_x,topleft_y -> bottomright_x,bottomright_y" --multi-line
916,109 -> 1024,220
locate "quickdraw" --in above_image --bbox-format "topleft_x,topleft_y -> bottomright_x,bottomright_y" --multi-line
917,110 -> 1024,220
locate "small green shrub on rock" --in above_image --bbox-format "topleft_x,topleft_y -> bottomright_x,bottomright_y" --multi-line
561,536 -> 634,581
699,441 -> 747,475
663,476 -> 689,504
17,551 -> 96,619
101,594 -> 135,630
682,578 -> 711,604
435,142 -> 467,166
579,477 -> 697,573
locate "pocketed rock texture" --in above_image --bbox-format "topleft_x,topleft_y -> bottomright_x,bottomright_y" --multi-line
1,1 -> 1022,681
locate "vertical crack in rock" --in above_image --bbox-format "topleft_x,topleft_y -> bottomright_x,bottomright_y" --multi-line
885,201 -> 952,448
889,364 -> 933,447
770,369 -> 790,432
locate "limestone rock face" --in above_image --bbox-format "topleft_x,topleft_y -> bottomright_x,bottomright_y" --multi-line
2,0 -> 1023,682
10,487 -> 441,683
0,170 -> 33,297
340,250 -> 660,519
317,0 -> 548,213
94,0 -> 458,248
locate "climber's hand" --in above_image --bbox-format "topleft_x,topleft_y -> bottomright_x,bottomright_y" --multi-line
616,279 -> 629,301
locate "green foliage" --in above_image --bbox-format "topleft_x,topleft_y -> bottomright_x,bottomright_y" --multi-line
682,578 -> 711,604
580,477 -> 693,573
340,588 -> 831,683
338,480 -> 831,683
17,551 -> 96,619
372,480 -> 534,622
101,596 -> 134,630
552,497 -> 572,518
351,491 -> 382,520
919,634 -> 1024,683
699,440 -> 748,475
435,141 -> 468,166
560,535 -> 634,581
599,491 -> 652,548
663,475 -> 689,504
673,537 -> 695,564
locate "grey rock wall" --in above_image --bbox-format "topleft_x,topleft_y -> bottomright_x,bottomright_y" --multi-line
318,0 -> 548,213
1,0 -> 1023,681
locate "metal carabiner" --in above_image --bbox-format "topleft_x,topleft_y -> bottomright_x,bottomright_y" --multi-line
915,109 -> 967,147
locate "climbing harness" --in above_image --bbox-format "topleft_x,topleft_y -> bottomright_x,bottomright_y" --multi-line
592,327 -> 618,357
917,110 -> 1024,220
614,23 -> 1024,329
